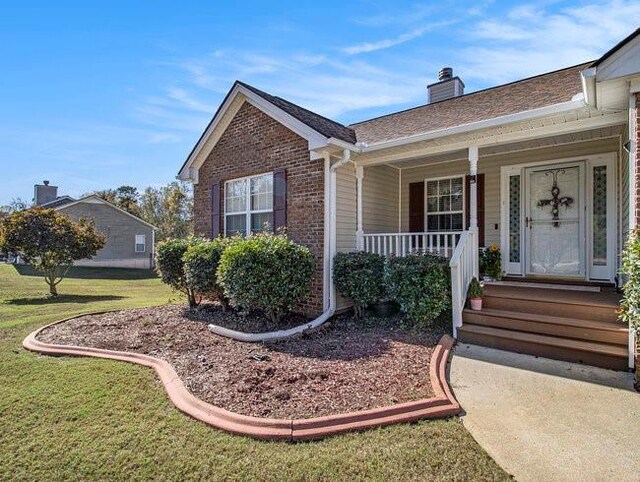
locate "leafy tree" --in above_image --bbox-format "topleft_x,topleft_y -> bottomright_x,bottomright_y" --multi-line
91,189 -> 117,204
115,185 -> 141,215
0,197 -> 29,214
140,181 -> 193,240
0,208 -> 105,295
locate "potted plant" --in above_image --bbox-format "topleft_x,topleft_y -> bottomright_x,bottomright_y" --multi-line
480,244 -> 502,282
468,277 -> 484,311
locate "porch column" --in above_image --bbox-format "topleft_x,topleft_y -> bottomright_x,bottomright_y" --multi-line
468,146 -> 479,230
468,146 -> 479,277
356,164 -> 364,250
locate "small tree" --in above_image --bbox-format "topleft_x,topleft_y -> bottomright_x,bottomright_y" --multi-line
0,207 -> 105,296
156,237 -> 203,308
333,252 -> 385,319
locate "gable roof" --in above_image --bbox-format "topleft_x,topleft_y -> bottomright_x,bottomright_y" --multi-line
237,82 -> 356,143
56,195 -> 156,229
592,27 -> 640,67
349,63 -> 589,144
40,195 -> 76,209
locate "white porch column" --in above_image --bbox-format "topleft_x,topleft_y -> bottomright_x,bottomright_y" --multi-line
356,164 -> 364,250
468,146 -> 480,278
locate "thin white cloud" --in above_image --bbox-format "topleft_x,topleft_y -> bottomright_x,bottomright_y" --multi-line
462,0 -> 640,83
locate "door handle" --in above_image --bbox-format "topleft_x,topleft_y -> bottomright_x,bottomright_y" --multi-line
525,216 -> 531,229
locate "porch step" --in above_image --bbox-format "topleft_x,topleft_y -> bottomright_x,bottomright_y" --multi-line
462,308 -> 628,345
457,324 -> 628,371
483,284 -> 620,323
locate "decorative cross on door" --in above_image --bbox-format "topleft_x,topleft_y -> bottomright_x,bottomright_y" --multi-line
536,169 -> 574,227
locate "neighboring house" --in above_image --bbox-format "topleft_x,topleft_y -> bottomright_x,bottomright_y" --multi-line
178,29 -> 640,370
33,182 -> 156,269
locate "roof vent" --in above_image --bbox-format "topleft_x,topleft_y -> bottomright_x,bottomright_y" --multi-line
428,67 -> 465,104
43,180 -> 50,186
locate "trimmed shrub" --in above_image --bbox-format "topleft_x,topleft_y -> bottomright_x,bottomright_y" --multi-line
620,227 -> 640,332
217,232 -> 314,323
333,251 -> 385,319
156,237 -> 203,308
183,237 -> 238,310
385,253 -> 451,325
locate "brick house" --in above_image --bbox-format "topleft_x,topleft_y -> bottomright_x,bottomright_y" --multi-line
179,29 -> 640,371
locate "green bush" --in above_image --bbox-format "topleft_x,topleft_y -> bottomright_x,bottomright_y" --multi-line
620,227 -> 640,331
333,251 -> 385,319
183,237 -> 238,310
384,253 -> 451,325
217,232 -> 314,323
156,237 -> 203,308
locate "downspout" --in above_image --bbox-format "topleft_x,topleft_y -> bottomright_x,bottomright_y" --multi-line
208,149 -> 351,342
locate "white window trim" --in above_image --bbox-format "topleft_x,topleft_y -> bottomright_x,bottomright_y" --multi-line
224,172 -> 274,236
424,175 -> 465,232
135,234 -> 146,253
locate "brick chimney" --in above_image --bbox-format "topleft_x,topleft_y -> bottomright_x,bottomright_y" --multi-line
427,67 -> 465,103
34,180 -> 58,206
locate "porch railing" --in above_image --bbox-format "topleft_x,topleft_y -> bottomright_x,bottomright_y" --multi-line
361,231 -> 463,258
449,228 -> 478,338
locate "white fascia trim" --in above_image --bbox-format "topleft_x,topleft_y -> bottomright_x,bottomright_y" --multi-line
56,195 -> 157,230
361,98 -> 587,152
178,84 -> 331,181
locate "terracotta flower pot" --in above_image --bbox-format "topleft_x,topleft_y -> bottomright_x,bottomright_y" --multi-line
470,297 -> 483,311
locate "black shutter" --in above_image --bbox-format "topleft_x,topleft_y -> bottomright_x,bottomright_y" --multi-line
273,169 -> 287,231
465,173 -> 485,247
409,182 -> 425,232
211,180 -> 222,238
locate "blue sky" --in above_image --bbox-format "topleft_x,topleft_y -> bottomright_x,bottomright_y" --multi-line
1,0 -> 639,205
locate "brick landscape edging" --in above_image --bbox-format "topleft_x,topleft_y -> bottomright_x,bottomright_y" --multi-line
23,313 -> 461,441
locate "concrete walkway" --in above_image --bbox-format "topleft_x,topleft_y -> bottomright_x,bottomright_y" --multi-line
450,343 -> 639,482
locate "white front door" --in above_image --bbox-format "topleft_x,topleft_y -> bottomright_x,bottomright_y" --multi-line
524,161 -> 585,277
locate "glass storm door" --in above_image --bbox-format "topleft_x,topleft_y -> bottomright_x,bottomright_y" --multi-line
525,162 -> 585,277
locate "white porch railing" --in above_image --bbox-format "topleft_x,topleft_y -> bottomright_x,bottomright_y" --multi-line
449,228 -> 479,338
361,231 -> 463,258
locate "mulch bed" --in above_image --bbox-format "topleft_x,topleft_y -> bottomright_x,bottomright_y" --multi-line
38,304 -> 445,419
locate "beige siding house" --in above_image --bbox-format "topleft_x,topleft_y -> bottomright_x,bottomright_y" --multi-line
180,28 -> 640,370
57,196 -> 156,269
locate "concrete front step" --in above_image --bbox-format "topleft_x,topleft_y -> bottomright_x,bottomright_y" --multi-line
483,284 -> 620,323
462,308 -> 629,346
457,324 -> 628,371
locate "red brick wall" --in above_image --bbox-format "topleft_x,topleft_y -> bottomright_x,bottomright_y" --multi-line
194,102 -> 325,315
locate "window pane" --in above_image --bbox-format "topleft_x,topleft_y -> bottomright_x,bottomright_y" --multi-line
251,174 -> 273,211
426,181 -> 438,196
225,214 -> 246,236
593,166 -> 607,266
225,180 -> 246,213
509,175 -> 521,263
251,212 -> 272,233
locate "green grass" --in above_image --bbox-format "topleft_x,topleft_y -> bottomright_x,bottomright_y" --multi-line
0,264 -> 510,481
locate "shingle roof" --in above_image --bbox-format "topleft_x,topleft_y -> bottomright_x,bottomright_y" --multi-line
237,81 -> 357,144
349,63 -> 591,144
40,196 -> 76,209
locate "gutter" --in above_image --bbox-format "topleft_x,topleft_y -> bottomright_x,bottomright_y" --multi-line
581,67 -> 598,109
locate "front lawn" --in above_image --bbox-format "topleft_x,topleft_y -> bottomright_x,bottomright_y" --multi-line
0,263 -> 509,481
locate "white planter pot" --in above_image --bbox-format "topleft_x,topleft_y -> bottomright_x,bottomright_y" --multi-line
470,298 -> 483,311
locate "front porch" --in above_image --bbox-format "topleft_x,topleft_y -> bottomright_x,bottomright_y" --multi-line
334,115 -> 633,369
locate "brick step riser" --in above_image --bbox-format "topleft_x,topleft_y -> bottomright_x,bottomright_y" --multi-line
462,312 -> 628,346
458,329 -> 628,371
483,296 -> 618,323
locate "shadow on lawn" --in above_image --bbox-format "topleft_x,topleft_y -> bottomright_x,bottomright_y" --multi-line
4,294 -> 126,306
11,264 -> 158,280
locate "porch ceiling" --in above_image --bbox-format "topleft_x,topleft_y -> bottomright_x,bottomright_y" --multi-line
384,124 -> 625,170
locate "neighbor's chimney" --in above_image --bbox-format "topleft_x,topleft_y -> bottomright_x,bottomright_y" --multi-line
427,67 -> 464,103
34,180 -> 58,206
